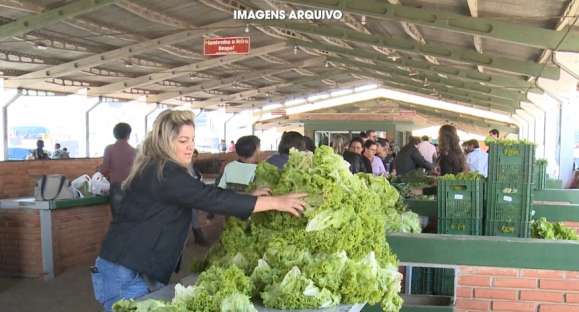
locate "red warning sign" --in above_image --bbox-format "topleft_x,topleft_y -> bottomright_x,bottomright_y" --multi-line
203,37 -> 250,56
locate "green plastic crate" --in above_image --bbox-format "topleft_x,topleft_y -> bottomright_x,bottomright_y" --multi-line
411,267 -> 454,297
432,268 -> 455,297
488,143 -> 535,185
437,218 -> 483,235
546,178 -> 563,189
532,161 -> 547,190
484,180 -> 532,237
437,179 -> 484,235
486,182 -> 532,218
484,220 -> 531,237
411,267 -> 434,295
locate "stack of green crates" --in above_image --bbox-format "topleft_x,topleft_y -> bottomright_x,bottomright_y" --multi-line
485,142 -> 534,237
437,178 -> 484,235
419,176 -> 484,298
532,160 -> 547,190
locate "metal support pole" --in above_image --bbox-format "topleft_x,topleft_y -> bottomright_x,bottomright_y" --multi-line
224,113 -> 237,148
39,209 -> 54,280
2,90 -> 21,160
144,103 -> 160,133
543,90 -> 564,176
85,97 -> 103,157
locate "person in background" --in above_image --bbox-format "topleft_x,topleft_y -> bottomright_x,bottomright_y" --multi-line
30,139 -> 50,160
464,139 -> 488,177
92,110 -> 306,312
218,135 -> 261,191
220,139 -> 227,153
102,122 -> 136,221
438,125 -> 466,176
191,149 -> 202,180
342,137 -> 371,174
52,143 -> 64,159
228,140 -> 236,153
489,128 -> 500,140
266,131 -> 305,170
365,129 -> 378,142
61,147 -> 70,159
417,135 -> 437,163
363,140 -> 387,176
359,131 -> 369,143
303,135 -> 316,153
462,141 -> 469,155
394,136 -> 434,176
377,138 -> 394,174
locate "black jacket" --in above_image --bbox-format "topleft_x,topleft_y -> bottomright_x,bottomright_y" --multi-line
99,161 -> 256,284
343,151 -> 372,174
394,144 -> 434,176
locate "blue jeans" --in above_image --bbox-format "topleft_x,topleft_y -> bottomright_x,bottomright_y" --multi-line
91,257 -> 162,312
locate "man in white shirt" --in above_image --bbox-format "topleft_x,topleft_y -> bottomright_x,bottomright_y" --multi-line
218,135 -> 260,191
417,136 -> 437,164
465,139 -> 488,177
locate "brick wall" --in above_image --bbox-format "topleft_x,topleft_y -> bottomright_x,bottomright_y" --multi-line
0,152 -> 274,199
52,204 -> 111,275
0,209 -> 43,278
562,222 -> 579,235
0,158 -> 102,199
456,265 -> 579,311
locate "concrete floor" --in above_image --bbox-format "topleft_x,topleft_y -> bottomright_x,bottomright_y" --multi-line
0,223 -> 221,312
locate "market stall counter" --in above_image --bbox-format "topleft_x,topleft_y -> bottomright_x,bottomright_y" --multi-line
0,196 -> 111,280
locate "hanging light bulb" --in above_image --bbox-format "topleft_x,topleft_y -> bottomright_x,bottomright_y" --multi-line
361,15 -> 366,25
293,46 -> 298,55
245,24 -> 250,33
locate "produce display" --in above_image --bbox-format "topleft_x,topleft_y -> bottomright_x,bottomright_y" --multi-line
114,146 -> 419,312
531,218 -> 578,241
390,169 -> 437,201
392,182 -> 435,200
438,172 -> 485,181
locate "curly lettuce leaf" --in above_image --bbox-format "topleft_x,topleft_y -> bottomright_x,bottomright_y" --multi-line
220,293 -> 257,312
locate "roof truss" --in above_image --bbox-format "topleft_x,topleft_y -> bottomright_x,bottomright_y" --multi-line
87,42 -> 288,96
289,39 -> 538,92
258,21 -> 559,79
5,21 -> 232,89
331,57 -> 526,102
147,57 -> 325,103
280,0 -> 579,52
0,0 -> 115,41
194,70 -> 345,108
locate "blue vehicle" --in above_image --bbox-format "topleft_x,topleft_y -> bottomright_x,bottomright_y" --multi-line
7,147 -> 31,160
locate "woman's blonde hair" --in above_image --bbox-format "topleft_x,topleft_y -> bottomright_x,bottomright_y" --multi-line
123,110 -> 195,189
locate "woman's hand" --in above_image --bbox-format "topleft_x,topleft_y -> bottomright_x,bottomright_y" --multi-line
254,193 -> 307,217
252,187 -> 272,197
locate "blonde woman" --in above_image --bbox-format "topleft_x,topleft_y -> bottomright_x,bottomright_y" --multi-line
91,110 -> 306,312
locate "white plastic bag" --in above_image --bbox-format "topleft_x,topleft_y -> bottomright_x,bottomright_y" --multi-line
71,174 -> 91,198
91,172 -> 110,195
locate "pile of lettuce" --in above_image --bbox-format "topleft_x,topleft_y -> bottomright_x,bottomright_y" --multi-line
115,146 -> 419,312
531,217 -> 578,241
438,172 -> 485,180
